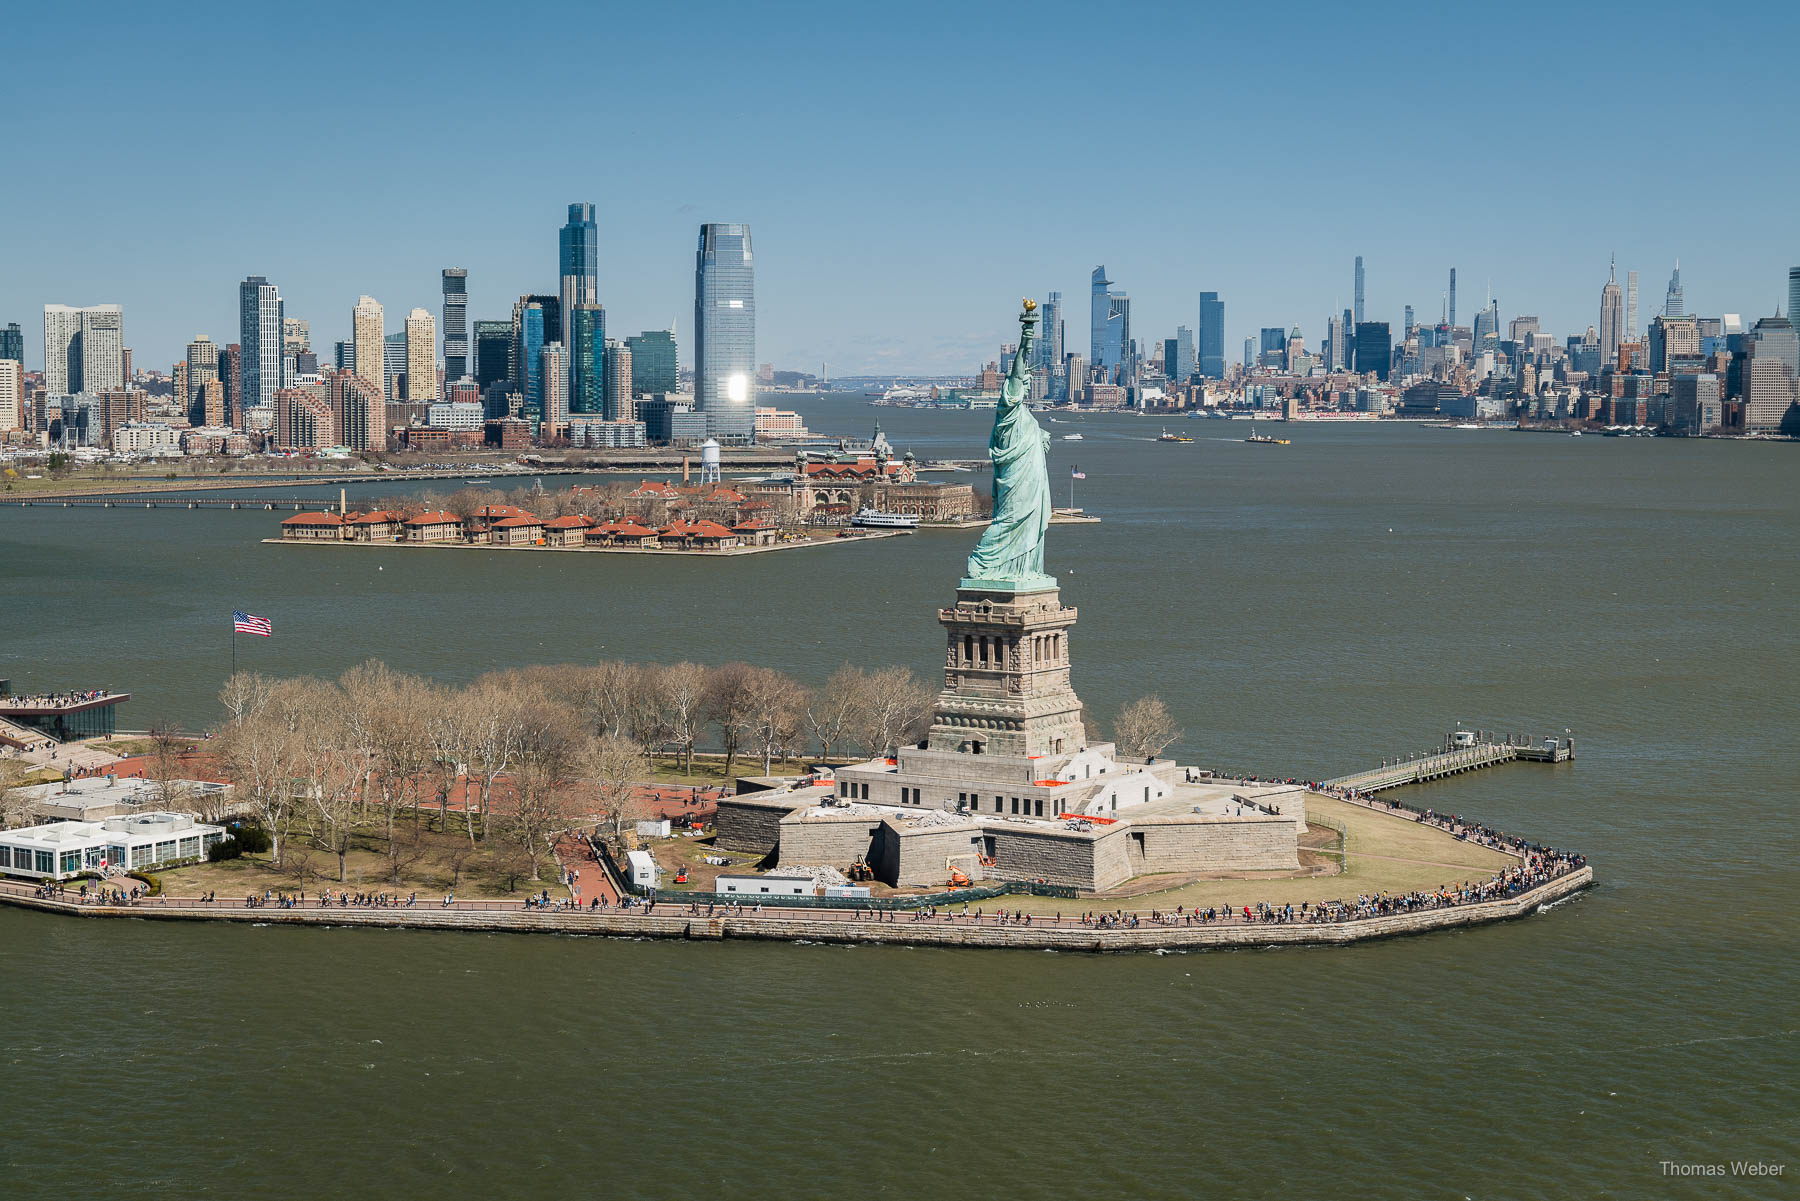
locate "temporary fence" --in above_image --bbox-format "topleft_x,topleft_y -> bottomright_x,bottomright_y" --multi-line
629,878 -> 1078,909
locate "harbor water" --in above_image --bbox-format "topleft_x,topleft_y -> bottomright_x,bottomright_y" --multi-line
1,405 -> 1794,1198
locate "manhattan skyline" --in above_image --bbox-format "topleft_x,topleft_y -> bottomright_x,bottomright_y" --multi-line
5,0 -> 1797,374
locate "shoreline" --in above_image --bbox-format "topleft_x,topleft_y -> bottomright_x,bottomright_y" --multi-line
260,529 -> 910,556
0,866 -> 1592,952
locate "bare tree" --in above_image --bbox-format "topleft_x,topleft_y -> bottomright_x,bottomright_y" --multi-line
658,662 -> 707,774
508,702 -> 585,883
219,671 -> 272,727
589,733 -> 649,848
0,757 -> 30,829
146,720 -> 194,813
852,667 -> 935,757
703,663 -> 759,779
214,679 -> 305,864
1113,695 -> 1183,762
290,681 -> 362,882
744,667 -> 803,775
467,678 -> 530,841
805,664 -> 864,762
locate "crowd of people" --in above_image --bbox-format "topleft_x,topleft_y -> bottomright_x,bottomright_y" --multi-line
2,688 -> 114,707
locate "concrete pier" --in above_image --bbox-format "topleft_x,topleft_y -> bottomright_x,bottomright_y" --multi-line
1326,735 -> 1573,794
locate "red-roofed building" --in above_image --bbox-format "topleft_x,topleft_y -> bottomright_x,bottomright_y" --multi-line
542,514 -> 593,547
345,510 -> 400,541
627,480 -> 682,500
659,518 -> 740,550
280,511 -> 345,540
488,514 -> 545,545
404,511 -> 462,542
587,520 -> 660,548
732,519 -> 778,547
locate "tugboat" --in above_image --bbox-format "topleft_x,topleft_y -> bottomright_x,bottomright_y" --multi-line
1157,427 -> 1193,443
1244,419 -> 1290,446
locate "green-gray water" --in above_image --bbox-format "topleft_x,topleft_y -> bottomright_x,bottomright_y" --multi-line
2,405 -> 1795,1198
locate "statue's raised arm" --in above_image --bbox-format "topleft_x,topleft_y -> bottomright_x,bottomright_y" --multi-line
961,299 -> 1056,593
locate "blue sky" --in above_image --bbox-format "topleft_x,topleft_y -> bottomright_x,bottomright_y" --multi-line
6,0 -> 1796,375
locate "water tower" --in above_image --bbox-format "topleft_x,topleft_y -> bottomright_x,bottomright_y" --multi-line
699,438 -> 721,484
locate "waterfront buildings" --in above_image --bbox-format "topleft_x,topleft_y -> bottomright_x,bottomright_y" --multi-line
625,328 -> 677,398
404,308 -> 436,401
238,277 -> 282,413
518,303 -> 546,422
693,223 -> 756,444
1741,315 -> 1799,431
605,341 -> 632,422
330,370 -> 384,451
353,296 -> 384,396
0,358 -> 21,431
43,304 -> 124,396
442,269 -> 468,381
540,341 -> 568,436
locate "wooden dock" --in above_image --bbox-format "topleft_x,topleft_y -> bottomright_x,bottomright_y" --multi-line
1326,734 -> 1573,794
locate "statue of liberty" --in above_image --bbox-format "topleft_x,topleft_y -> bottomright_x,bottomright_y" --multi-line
962,300 -> 1056,592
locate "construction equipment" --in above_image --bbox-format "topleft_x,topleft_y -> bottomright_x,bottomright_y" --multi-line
847,858 -> 874,882
947,868 -> 971,887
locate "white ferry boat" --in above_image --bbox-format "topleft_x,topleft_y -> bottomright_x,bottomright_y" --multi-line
850,507 -> 920,529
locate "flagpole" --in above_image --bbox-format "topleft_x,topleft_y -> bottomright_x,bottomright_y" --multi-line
232,622 -> 237,678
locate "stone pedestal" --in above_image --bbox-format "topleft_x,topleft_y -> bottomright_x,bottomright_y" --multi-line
927,586 -> 1084,760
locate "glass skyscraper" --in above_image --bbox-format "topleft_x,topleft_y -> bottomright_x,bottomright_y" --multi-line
1198,292 -> 1225,378
474,321 -> 511,393
694,223 -> 756,444
559,203 -> 598,351
442,269 -> 468,380
1090,266 -> 1131,377
238,276 -> 282,411
625,329 -> 678,398
0,323 -> 22,366
519,304 -> 545,422
570,304 -> 605,415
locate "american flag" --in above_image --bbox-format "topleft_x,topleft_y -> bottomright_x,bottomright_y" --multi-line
1070,466 -> 1087,480
232,611 -> 273,637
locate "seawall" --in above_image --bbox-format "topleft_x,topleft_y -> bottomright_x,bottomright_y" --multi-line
0,866 -> 1593,953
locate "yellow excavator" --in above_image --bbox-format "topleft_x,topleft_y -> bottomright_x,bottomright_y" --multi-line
847,859 -> 875,882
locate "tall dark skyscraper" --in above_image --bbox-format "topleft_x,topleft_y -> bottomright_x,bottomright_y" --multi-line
1038,291 -> 1063,371
1353,321 -> 1391,381
518,304 -> 545,422
441,269 -> 468,381
559,203 -> 598,351
625,329 -> 678,399
0,322 -> 22,365
509,294 -> 560,397
1197,292 -> 1225,378
694,222 -> 756,444
238,276 -> 282,410
1353,256 -> 1366,324
570,304 -> 605,415
1448,268 -> 1457,330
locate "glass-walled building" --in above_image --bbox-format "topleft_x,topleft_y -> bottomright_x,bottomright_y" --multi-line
570,305 -> 605,415
626,329 -> 678,397
694,223 -> 756,444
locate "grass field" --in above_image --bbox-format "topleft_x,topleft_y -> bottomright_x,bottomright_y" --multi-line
153,824 -> 568,901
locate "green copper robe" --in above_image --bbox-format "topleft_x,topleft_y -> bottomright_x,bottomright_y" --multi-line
963,308 -> 1055,591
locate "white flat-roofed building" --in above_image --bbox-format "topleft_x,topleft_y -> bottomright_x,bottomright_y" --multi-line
715,874 -> 810,897
426,400 -> 485,431
0,811 -> 227,880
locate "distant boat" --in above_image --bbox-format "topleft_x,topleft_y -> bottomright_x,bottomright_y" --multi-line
1569,430 -> 1583,437
1157,428 -> 1193,443
1245,420 -> 1289,446
1062,433 -> 1083,441
850,507 -> 919,529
